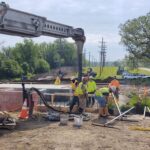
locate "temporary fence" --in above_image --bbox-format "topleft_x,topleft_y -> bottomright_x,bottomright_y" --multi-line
0,90 -> 22,111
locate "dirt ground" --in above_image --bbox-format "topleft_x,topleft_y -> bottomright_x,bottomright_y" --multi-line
0,113 -> 150,150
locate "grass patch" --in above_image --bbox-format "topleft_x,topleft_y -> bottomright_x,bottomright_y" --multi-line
127,68 -> 150,76
83,66 -> 118,80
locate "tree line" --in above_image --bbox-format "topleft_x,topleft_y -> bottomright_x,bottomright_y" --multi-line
119,12 -> 150,69
0,39 -> 78,79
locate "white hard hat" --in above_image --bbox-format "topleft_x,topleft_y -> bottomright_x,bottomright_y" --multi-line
70,76 -> 76,80
89,76 -> 93,79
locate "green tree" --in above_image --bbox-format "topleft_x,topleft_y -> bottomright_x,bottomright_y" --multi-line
35,59 -> 50,73
0,59 -> 22,78
43,43 -> 59,68
119,13 -> 150,60
40,40 -> 76,69
54,39 -> 77,66
21,62 -> 30,75
124,55 -> 138,69
12,39 -> 40,73
1,47 -> 13,59
0,38 -> 78,79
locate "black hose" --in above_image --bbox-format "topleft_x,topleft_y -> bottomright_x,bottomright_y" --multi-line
27,87 -> 70,114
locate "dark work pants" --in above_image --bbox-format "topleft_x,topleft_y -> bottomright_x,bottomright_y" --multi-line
87,92 -> 95,107
69,96 -> 79,112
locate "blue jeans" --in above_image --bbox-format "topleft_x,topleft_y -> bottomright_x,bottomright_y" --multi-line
95,96 -> 107,107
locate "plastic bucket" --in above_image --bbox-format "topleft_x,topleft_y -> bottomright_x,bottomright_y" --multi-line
60,114 -> 69,125
74,115 -> 83,127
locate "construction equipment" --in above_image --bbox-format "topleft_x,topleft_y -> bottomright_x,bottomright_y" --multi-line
0,2 -> 85,81
0,111 -> 16,129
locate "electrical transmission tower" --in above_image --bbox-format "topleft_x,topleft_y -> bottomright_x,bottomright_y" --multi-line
99,37 -> 107,76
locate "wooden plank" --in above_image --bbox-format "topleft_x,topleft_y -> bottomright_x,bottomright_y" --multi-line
44,92 -> 94,97
92,122 -> 120,130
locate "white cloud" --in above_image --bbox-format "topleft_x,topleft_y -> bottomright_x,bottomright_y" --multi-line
85,33 -> 120,45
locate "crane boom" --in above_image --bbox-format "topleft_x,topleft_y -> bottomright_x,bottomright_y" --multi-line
0,2 -> 84,39
0,2 -> 85,80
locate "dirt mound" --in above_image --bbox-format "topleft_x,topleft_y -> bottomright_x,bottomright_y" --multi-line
32,67 -> 77,80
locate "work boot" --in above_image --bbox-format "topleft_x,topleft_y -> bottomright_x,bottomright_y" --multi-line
78,108 -> 83,114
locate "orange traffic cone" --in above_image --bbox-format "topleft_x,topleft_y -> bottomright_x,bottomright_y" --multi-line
19,99 -> 29,119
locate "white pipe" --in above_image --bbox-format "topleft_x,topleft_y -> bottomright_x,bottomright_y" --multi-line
143,106 -> 146,118
112,93 -> 122,115
147,107 -> 150,113
105,107 -> 135,125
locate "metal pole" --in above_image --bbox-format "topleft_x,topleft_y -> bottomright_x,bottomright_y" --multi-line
84,49 -> 86,67
99,51 -> 101,76
89,52 -> 91,68
75,40 -> 85,82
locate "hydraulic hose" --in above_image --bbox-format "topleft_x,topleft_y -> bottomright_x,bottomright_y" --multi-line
27,87 -> 70,114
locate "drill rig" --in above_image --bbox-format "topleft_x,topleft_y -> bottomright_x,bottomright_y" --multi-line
0,2 -> 85,81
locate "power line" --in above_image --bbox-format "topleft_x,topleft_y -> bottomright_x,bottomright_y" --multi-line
89,51 -> 91,68
83,48 -> 86,67
98,37 -> 107,76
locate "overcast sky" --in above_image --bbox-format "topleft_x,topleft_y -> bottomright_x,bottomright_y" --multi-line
1,0 -> 150,61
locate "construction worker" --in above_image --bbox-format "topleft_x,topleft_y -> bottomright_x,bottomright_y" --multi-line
109,76 -> 120,101
54,76 -> 61,85
70,76 -> 78,92
76,77 -> 88,114
87,76 -> 97,107
69,78 -> 79,113
95,87 -> 110,118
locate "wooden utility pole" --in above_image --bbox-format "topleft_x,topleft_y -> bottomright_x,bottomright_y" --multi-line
89,52 -> 91,68
83,48 -> 86,67
99,37 -> 107,76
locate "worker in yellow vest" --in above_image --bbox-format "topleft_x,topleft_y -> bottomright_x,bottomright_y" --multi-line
87,76 -> 97,107
54,76 -> 61,85
95,87 -> 110,118
70,76 -> 78,92
76,77 -> 88,114
69,77 -> 79,113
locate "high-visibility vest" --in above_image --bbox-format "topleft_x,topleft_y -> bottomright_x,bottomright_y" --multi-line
95,87 -> 109,96
54,77 -> 61,85
70,80 -> 78,96
100,87 -> 109,93
109,79 -> 120,88
74,86 -> 79,96
87,80 -> 96,93
95,89 -> 102,97
70,80 -> 78,91
76,82 -> 87,95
